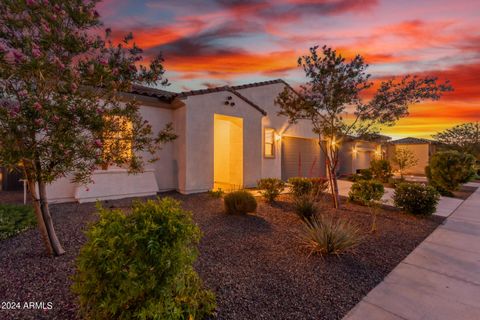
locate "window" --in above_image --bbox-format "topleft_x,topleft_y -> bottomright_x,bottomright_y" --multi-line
264,128 -> 275,158
103,116 -> 133,167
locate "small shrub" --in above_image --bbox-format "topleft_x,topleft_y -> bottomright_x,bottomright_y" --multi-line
300,215 -> 362,256
349,180 -> 384,232
288,177 -> 312,197
352,168 -> 373,181
393,182 -> 440,216
257,178 -> 285,202
348,180 -> 384,206
72,198 -> 216,320
370,159 -> 393,183
309,178 -> 329,198
293,194 -> 318,222
428,151 -> 476,192
208,188 -> 224,198
0,204 -> 36,240
224,190 -> 257,214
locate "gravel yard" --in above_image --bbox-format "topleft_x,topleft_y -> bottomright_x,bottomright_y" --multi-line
0,193 -> 443,320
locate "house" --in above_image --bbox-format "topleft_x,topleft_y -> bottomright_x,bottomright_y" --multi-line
42,79 -> 392,203
337,136 -> 386,176
386,137 -> 438,175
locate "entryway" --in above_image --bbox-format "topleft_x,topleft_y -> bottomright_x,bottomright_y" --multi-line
213,114 -> 243,191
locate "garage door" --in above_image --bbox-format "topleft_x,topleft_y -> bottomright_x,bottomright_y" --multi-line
281,136 -> 325,180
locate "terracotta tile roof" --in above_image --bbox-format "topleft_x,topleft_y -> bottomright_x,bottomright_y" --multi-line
390,137 -> 435,144
130,84 -> 177,101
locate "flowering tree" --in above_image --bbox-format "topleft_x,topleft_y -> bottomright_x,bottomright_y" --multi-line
276,46 -> 452,208
0,0 -> 176,256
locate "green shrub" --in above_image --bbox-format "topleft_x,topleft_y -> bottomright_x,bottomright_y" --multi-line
425,166 -> 452,196
427,151 -> 476,192
293,194 -> 318,222
288,177 -> 313,197
352,168 -> 373,181
309,178 -> 329,198
370,159 -> 393,183
257,178 -> 285,202
0,204 -> 36,240
72,198 -> 215,320
348,180 -> 384,206
223,190 -> 257,214
208,188 -> 224,198
393,182 -> 440,216
300,215 -> 361,256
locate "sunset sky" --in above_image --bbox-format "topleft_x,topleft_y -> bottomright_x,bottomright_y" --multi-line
98,0 -> 480,139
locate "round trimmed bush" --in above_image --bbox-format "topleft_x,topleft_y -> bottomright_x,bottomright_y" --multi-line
224,190 -> 257,214
348,180 -> 384,206
370,159 -> 393,183
257,178 -> 285,202
72,198 -> 216,320
428,150 -> 476,192
288,177 -> 312,197
393,182 -> 440,216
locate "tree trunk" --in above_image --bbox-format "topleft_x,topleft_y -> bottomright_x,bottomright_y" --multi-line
26,179 -> 54,256
326,161 -> 340,209
38,181 -> 65,256
330,167 -> 340,209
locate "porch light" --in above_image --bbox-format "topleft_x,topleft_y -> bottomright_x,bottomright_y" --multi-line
274,133 -> 282,142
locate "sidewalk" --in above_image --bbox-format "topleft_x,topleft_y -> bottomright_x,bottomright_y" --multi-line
343,185 -> 480,320
337,180 -> 464,217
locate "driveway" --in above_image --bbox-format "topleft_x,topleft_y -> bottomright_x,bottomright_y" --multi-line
337,180 -> 464,217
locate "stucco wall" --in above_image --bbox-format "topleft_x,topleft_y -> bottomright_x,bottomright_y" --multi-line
138,105 -> 177,191
180,92 -> 263,193
337,140 -> 380,175
45,101 -> 176,203
236,83 -> 317,179
390,144 -> 431,175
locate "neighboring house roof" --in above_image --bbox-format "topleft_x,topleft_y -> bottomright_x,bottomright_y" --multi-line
390,137 -> 435,144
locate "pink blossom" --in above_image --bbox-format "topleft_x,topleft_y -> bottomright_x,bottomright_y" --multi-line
26,0 -> 37,6
34,118 -> 44,126
12,49 -> 25,63
88,64 -> 94,74
18,90 -> 28,98
33,102 -> 42,111
94,139 -> 103,148
99,57 -> 108,66
32,47 -> 41,58
52,115 -> 60,123
0,42 -> 8,53
112,68 -> 119,76
71,83 -> 78,92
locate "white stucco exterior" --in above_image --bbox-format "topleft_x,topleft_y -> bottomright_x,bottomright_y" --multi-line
42,80 -> 341,203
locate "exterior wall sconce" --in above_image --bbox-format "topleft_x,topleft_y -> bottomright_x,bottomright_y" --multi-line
274,133 -> 282,141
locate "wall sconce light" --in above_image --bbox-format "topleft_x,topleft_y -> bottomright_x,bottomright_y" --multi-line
274,133 -> 282,141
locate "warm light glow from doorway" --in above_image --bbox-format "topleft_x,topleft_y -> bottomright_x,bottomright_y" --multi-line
214,114 -> 243,191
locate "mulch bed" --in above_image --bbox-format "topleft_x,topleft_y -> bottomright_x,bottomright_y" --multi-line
0,193 -> 443,320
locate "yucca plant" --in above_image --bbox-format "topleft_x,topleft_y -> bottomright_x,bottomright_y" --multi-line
293,193 -> 318,222
300,215 -> 362,256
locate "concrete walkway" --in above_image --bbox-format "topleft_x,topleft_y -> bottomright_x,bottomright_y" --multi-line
337,180 -> 464,217
343,185 -> 480,320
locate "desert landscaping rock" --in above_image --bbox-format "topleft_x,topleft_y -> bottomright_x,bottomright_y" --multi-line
0,193 -> 442,320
